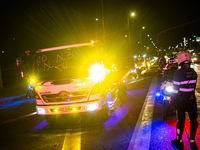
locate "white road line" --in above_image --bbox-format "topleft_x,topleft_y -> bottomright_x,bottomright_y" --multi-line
129,77 -> 149,84
128,77 -> 157,150
0,112 -> 37,125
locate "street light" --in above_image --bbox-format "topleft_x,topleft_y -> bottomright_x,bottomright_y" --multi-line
139,26 -> 145,52
127,12 -> 135,56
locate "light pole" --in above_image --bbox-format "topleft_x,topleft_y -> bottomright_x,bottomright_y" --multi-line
127,12 -> 135,56
139,26 -> 145,52
101,0 -> 106,50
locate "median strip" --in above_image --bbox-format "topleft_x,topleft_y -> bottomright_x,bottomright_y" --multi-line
128,77 -> 157,149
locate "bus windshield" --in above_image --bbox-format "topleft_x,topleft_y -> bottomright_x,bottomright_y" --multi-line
33,46 -> 96,82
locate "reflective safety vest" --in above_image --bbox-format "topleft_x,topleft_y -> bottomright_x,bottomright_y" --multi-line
172,65 -> 197,103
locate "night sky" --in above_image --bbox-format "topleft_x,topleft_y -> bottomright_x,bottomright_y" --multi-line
0,0 -> 200,66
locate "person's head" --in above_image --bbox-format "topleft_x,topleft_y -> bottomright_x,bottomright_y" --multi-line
177,51 -> 191,67
169,54 -> 174,58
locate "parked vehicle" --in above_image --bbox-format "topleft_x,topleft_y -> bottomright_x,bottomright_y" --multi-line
156,64 -> 177,120
18,41 -> 131,124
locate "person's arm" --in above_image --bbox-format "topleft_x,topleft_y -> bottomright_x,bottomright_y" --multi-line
171,71 -> 180,107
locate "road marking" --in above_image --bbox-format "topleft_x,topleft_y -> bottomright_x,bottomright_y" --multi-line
129,77 -> 149,84
0,112 -> 37,125
128,77 -> 157,150
62,129 -> 81,150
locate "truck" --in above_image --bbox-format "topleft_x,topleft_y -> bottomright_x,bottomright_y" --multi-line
18,41 -> 131,124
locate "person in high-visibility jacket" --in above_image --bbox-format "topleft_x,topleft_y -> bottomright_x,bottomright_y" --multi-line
171,51 -> 199,149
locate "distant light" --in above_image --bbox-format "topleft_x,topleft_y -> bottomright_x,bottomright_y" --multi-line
91,40 -> 95,44
131,12 -> 135,17
95,18 -> 99,21
134,55 -> 137,58
125,35 -> 127,37
142,26 -> 145,29
131,69 -> 136,73
13,38 -> 15,40
2,51 -> 4,53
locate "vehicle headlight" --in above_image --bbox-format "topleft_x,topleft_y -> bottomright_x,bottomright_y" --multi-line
89,62 -> 107,83
193,58 -> 197,61
131,69 -> 136,73
85,103 -> 98,111
166,86 -> 173,92
37,108 -> 47,114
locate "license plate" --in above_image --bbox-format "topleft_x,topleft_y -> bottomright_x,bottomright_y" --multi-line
60,107 -> 69,112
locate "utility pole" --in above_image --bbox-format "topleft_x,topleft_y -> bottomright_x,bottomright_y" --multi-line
0,64 -> 3,88
0,50 -> 3,88
101,0 -> 106,52
127,17 -> 132,56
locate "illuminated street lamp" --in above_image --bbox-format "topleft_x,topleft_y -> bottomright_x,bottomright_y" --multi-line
127,12 -> 135,56
139,26 -> 145,52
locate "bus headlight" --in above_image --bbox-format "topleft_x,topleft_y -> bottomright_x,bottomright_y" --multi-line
85,103 -> 98,111
37,108 -> 47,114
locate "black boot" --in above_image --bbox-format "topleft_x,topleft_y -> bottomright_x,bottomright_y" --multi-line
171,139 -> 183,149
190,141 -> 198,150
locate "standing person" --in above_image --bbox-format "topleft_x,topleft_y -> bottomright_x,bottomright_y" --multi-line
159,54 -> 166,66
171,51 -> 199,149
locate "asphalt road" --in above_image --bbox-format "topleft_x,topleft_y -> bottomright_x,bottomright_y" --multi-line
0,64 -> 200,150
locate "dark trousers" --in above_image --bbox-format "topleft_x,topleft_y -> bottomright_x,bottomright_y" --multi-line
176,101 -> 199,140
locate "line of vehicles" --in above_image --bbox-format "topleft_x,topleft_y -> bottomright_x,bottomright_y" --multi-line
155,51 -> 200,120
16,41 -> 150,124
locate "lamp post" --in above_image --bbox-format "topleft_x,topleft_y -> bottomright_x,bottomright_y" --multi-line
127,12 -> 135,56
139,26 -> 145,52
101,0 -> 106,51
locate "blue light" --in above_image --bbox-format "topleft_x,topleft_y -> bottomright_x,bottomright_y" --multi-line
156,93 -> 161,96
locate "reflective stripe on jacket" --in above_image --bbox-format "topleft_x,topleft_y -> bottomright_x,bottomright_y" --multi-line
171,65 -> 197,103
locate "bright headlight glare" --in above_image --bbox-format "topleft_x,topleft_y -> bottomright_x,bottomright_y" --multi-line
85,103 -> 98,111
89,62 -> 107,83
37,108 -> 47,114
193,58 -> 197,60
166,86 -> 173,92
131,69 -> 136,73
